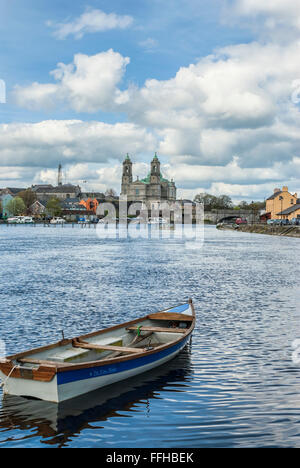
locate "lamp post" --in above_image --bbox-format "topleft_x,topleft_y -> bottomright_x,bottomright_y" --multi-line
279,196 -> 283,223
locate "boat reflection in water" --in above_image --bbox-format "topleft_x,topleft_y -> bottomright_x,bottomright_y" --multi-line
0,348 -> 192,447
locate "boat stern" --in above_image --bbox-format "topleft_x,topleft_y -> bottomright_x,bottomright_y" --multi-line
0,360 -> 60,403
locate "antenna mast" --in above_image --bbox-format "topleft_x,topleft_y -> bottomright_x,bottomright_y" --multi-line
58,164 -> 63,186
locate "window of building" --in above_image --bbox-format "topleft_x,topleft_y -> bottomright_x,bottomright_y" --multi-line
136,189 -> 139,195
291,199 -> 294,204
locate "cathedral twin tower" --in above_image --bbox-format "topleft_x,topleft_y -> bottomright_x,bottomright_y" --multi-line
121,153 -> 177,202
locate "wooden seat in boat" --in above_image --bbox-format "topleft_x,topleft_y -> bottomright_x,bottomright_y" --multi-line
126,325 -> 187,334
72,339 -> 143,354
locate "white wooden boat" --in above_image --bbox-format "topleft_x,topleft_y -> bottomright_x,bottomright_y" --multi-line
0,300 -> 195,403
0,352 -> 192,436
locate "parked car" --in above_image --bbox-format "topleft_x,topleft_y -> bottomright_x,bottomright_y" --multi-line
267,219 -> 276,225
235,217 -> 248,225
23,217 -> 34,224
291,218 -> 300,225
272,219 -> 290,225
10,216 -> 34,224
50,217 -> 66,224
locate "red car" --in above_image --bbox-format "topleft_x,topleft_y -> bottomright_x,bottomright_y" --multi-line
235,218 -> 248,225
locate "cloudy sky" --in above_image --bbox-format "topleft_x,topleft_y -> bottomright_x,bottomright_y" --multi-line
0,0 -> 300,201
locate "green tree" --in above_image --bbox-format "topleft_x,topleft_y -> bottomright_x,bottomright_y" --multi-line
18,189 -> 37,214
5,197 -> 26,216
46,197 -> 62,217
215,195 -> 233,209
237,201 -> 250,210
194,193 -> 218,210
194,193 -> 233,211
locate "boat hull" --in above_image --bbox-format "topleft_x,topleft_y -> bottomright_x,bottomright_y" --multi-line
0,301 -> 195,403
0,336 -> 190,403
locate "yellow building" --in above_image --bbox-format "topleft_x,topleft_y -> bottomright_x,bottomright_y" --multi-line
266,186 -> 298,220
277,203 -> 300,221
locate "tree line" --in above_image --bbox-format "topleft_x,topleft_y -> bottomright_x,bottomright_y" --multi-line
193,193 -> 265,211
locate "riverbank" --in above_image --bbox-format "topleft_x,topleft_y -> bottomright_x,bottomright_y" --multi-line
217,223 -> 300,238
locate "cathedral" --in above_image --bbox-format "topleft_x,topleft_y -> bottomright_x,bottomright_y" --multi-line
121,153 -> 177,202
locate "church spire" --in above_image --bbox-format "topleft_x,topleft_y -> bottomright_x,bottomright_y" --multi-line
150,152 -> 160,183
121,153 -> 133,195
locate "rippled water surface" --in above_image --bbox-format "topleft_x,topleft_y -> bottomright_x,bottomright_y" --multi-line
0,224 -> 300,448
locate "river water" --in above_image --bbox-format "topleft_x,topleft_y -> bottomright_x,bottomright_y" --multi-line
0,224 -> 299,448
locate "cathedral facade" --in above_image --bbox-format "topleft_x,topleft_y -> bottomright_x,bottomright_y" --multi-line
121,153 -> 177,203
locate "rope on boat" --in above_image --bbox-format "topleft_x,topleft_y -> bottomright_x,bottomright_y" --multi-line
0,365 -> 19,390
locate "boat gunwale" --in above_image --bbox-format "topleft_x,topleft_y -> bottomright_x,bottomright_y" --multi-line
0,301 -> 195,377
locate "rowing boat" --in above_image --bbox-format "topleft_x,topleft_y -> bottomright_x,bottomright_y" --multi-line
0,299 -> 195,403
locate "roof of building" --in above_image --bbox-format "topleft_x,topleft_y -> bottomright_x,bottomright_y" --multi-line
61,197 -> 81,203
140,172 -> 172,185
2,187 -> 26,195
37,199 -> 48,207
31,200 -> 46,207
33,184 -> 81,194
277,204 -> 300,215
33,186 -> 55,193
267,191 -> 283,201
54,184 -> 81,193
32,184 -> 54,192
81,192 -> 106,199
61,198 -> 85,210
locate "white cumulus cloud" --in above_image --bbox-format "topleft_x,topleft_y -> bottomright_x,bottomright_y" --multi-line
14,50 -> 130,113
48,8 -> 133,40
0,120 -> 156,168
6,1 -> 300,200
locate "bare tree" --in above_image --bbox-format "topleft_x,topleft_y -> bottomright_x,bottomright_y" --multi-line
105,188 -> 117,198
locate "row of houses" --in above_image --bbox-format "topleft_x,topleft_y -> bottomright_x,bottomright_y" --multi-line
0,184 -> 118,220
1,183 -> 299,222
0,188 -> 25,218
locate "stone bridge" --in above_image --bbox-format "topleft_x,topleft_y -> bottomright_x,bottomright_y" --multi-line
204,210 -> 259,225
